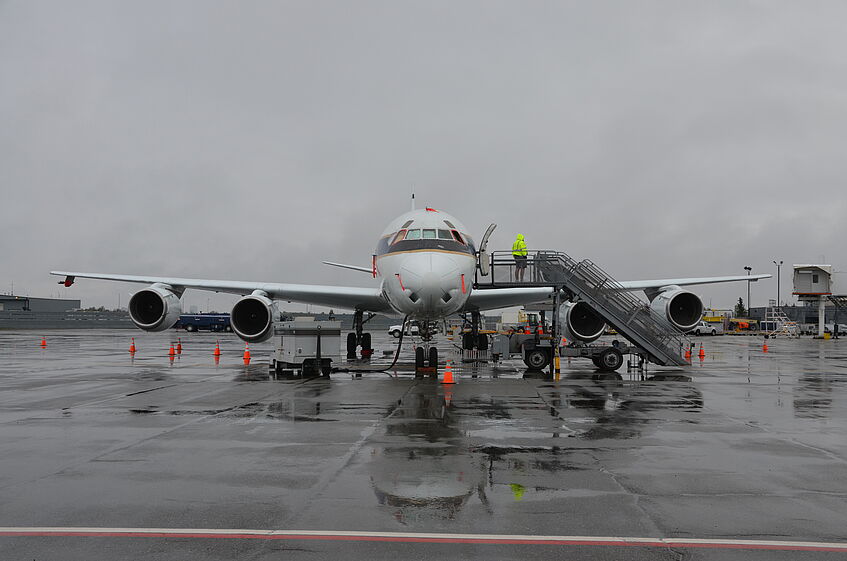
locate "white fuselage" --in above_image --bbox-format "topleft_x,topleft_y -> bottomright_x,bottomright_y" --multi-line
374,209 -> 478,320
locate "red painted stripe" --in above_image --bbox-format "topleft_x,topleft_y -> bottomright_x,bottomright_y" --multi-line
0,531 -> 845,551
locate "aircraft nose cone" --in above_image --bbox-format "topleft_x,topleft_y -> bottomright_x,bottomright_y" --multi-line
420,271 -> 441,308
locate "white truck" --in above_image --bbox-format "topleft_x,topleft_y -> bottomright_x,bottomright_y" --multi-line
388,322 -> 420,338
687,320 -> 721,336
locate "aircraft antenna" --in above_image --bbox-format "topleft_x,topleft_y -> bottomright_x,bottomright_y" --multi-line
411,192 -> 416,211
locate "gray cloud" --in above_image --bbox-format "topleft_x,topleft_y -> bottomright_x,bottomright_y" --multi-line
2,1 -> 845,312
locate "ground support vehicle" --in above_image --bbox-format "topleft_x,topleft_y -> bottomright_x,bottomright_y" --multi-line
388,322 -> 420,338
269,320 -> 341,378
490,333 -> 642,373
687,320 -> 721,336
175,313 -> 231,332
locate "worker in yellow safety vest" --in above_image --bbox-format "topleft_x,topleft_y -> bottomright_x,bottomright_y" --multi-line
512,234 -> 528,282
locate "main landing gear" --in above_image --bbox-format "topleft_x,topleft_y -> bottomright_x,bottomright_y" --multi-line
461,312 -> 488,357
346,310 -> 374,360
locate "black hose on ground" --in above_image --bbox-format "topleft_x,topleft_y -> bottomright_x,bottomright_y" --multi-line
331,315 -> 409,374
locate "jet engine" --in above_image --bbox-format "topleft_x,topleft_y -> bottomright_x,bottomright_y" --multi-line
649,286 -> 704,332
128,284 -> 182,332
558,301 -> 606,343
231,292 -> 279,343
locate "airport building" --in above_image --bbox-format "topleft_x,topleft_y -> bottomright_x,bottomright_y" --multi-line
0,294 -> 80,312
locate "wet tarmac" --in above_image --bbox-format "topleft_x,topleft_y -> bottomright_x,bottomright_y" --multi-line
1,329 -> 846,560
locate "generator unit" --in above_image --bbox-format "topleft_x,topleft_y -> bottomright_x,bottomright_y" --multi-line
270,319 -> 341,377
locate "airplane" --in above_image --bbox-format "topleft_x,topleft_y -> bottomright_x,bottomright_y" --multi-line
52,206 -> 770,371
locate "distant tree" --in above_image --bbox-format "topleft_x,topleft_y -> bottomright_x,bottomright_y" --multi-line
734,297 -> 747,318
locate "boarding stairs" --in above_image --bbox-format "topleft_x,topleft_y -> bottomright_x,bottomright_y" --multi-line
475,251 -> 690,366
763,306 -> 800,337
828,295 -> 847,312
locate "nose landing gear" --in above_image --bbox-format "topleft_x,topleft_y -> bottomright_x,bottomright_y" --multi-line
414,323 -> 439,379
347,311 -> 375,360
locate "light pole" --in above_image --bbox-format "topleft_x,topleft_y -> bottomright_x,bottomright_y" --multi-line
744,266 -> 752,316
773,260 -> 783,307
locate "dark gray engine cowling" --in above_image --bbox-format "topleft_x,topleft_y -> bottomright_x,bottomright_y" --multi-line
231,292 -> 278,343
558,301 -> 606,343
649,287 -> 703,331
128,285 -> 182,332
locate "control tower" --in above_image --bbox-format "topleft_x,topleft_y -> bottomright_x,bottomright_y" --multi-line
792,264 -> 832,337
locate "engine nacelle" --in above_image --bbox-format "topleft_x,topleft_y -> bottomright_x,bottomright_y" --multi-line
128,284 -> 182,332
558,301 -> 606,343
649,286 -> 704,331
231,292 -> 279,343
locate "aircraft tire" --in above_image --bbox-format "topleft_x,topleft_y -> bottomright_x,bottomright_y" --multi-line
477,333 -> 488,350
415,346 -> 425,369
428,347 -> 438,369
462,333 -> 475,350
346,333 -> 357,359
524,349 -> 549,371
597,348 -> 623,372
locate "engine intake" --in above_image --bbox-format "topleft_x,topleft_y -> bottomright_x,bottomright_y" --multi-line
649,287 -> 703,331
128,285 -> 182,332
231,292 -> 278,343
558,301 -> 606,343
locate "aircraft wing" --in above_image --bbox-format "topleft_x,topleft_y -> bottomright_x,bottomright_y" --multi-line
464,287 -> 555,312
50,271 -> 394,313
617,274 -> 771,291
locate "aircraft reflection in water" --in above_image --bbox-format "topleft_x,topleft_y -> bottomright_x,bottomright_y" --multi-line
368,386 -> 481,521
366,375 -> 703,522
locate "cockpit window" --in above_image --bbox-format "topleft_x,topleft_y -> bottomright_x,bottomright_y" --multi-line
391,230 -> 406,244
451,230 -> 465,244
437,229 -> 452,240
401,220 -> 414,229
404,229 -> 422,240
422,229 -> 436,239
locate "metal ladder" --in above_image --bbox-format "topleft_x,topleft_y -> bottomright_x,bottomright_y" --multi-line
762,306 -> 799,337
476,251 -> 690,366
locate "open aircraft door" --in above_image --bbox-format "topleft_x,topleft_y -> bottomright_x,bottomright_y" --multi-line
476,223 -> 497,277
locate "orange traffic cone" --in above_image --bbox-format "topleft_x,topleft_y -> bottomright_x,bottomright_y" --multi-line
176,338 -> 182,355
442,360 -> 455,384
213,341 -> 221,357
763,342 -> 769,352
698,344 -> 705,360
129,338 -> 136,354
243,343 -> 251,364
40,336 -> 47,348
168,344 -> 176,357
685,347 -> 692,361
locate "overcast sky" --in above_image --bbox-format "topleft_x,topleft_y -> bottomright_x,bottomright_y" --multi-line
1,1 -> 845,313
